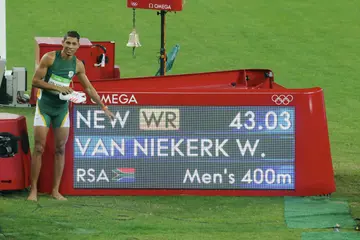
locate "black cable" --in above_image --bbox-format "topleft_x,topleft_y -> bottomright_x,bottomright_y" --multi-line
132,8 -> 136,58
133,8 -> 136,29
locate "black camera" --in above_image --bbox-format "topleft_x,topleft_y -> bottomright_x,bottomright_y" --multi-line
0,132 -> 21,158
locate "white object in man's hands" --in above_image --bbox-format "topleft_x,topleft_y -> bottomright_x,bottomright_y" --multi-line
59,91 -> 86,103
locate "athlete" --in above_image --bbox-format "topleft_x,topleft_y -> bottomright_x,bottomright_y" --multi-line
27,31 -> 114,201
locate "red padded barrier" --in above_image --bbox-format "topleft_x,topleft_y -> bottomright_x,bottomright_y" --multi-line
0,113 -> 31,191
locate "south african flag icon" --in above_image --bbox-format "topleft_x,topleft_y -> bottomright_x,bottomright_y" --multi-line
112,168 -> 135,183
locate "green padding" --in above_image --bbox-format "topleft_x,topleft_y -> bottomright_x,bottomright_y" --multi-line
301,232 -> 360,240
284,197 -> 356,229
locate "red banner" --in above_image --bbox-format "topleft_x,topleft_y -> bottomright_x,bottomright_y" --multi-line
127,0 -> 183,11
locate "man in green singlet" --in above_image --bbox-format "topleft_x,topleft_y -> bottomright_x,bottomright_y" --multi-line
27,31 -> 115,201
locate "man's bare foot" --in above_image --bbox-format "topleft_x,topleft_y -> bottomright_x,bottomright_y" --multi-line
51,191 -> 67,201
27,189 -> 38,201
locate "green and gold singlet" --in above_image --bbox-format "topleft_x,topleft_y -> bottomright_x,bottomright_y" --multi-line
34,51 -> 77,128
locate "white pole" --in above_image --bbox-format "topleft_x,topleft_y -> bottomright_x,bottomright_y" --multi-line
0,0 -> 6,61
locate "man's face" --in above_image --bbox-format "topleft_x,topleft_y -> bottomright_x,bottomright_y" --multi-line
62,37 -> 80,56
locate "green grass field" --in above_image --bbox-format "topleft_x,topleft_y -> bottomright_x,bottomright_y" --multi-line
1,0 -> 360,239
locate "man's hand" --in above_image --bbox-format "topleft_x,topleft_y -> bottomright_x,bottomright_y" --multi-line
56,86 -> 73,94
104,108 -> 115,121
75,58 -> 114,120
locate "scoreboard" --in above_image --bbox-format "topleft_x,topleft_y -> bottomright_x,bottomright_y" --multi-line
37,86 -> 335,196
73,105 -> 295,190
127,0 -> 184,11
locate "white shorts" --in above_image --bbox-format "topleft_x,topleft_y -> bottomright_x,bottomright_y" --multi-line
33,104 -> 70,128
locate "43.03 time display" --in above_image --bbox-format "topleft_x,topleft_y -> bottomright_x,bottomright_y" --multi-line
229,110 -> 292,131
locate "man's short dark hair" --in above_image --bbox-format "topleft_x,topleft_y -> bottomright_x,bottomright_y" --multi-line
64,31 -> 80,41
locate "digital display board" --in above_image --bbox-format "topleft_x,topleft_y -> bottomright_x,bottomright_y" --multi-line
127,0 -> 184,11
73,105 -> 295,190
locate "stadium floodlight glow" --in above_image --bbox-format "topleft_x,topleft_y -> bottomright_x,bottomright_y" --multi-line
0,0 -> 6,61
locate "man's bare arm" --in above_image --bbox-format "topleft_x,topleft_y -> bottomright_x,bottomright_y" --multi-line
76,59 -> 105,108
76,60 -> 114,120
32,52 -> 72,94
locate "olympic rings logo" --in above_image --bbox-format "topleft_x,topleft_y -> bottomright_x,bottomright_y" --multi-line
130,1 -> 138,6
271,95 -> 294,105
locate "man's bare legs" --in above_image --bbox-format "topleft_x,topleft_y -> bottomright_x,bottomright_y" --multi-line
51,127 -> 69,200
27,126 -> 49,201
